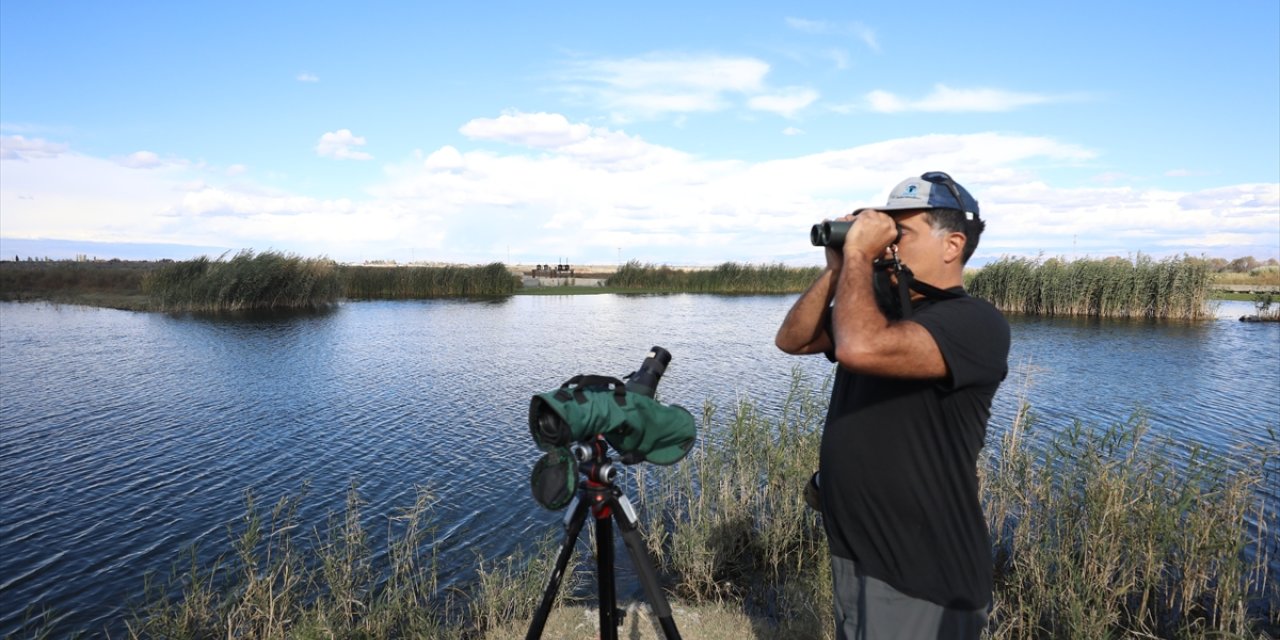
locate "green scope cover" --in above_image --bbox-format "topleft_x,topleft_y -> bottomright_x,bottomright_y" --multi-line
529,375 -> 696,465
529,447 -> 578,510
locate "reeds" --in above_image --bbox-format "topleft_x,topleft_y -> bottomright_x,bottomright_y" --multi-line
143,250 -> 342,312
636,368 -> 1277,637
340,263 -> 518,298
968,254 -> 1215,320
631,367 -> 834,637
128,484 -> 454,639
607,260 -> 821,294
981,384 -> 1279,637
120,373 -> 1277,638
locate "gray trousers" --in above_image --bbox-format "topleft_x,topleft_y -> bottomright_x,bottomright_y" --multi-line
831,555 -> 988,640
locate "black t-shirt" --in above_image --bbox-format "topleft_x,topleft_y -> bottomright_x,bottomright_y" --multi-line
819,292 -> 1010,609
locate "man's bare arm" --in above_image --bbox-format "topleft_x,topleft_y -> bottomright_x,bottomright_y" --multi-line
775,264 -> 838,355
830,210 -> 948,379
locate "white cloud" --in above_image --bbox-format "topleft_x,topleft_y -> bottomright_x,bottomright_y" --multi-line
297,72 -> 319,83
119,150 -> 164,169
226,164 -> 248,176
785,17 -> 880,53
865,84 -> 1069,113
2,119 -> 1275,264
315,129 -> 373,160
0,135 -> 69,160
458,111 -> 687,169
559,53 -> 770,119
783,127 -> 804,136
460,111 -> 591,148
748,88 -> 820,118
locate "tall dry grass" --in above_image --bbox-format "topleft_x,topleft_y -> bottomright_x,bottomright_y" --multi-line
981,368 -> 1279,638
630,368 -> 831,639
128,485 -> 453,639
969,254 -> 1214,320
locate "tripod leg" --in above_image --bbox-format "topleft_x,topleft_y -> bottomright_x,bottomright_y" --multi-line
596,512 -> 619,640
526,495 -> 590,640
613,494 -> 682,640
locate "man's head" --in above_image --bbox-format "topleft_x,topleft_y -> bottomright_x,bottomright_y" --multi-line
856,172 -> 985,264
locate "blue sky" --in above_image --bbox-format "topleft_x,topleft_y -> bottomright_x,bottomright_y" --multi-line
2,1 -> 1277,266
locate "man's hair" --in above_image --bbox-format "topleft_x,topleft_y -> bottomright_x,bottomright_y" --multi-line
923,208 -> 985,264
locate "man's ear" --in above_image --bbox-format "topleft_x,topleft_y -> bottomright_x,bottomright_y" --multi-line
943,232 -> 966,264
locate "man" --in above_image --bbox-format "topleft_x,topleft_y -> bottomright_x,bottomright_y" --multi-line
775,172 -> 1010,640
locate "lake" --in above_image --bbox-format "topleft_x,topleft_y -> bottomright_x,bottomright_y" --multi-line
1,296 -> 1277,636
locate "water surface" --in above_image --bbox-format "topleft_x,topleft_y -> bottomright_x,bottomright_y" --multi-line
1,297 -> 1276,636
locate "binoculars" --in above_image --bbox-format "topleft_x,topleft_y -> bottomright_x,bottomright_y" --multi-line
810,220 -> 852,247
810,218 -> 903,248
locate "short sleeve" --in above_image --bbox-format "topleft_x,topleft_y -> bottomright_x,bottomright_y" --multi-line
912,297 -> 1009,390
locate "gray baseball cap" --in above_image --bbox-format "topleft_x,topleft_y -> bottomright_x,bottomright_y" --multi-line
854,171 -> 980,219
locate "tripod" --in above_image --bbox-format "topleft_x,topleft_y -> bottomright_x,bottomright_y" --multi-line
526,437 -> 682,640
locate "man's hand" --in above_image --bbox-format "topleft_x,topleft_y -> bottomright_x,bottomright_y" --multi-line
844,209 -> 898,262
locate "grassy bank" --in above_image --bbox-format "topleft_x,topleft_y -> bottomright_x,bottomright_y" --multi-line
967,255 -> 1214,320
0,256 -> 520,310
58,372 -> 1269,639
0,259 -> 157,309
3,255 -> 1273,312
607,261 -> 821,294
341,263 -> 518,298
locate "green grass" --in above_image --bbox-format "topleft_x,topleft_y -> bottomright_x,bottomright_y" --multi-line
968,254 -> 1215,320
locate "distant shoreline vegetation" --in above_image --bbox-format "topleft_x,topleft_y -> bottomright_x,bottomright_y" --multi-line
605,259 -> 822,293
1,251 -> 1277,319
969,254 -> 1217,321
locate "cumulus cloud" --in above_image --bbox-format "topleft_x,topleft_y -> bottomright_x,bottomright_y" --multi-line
748,88 -> 820,118
316,129 -> 373,160
296,72 -> 319,83
865,84 -> 1071,113
0,135 -> 69,161
783,127 -> 805,136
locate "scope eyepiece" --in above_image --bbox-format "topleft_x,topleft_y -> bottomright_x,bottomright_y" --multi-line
625,346 -> 671,398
